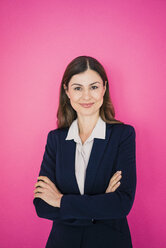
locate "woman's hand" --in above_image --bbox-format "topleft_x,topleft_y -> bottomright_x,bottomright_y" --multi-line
34,176 -> 63,208
105,171 -> 122,193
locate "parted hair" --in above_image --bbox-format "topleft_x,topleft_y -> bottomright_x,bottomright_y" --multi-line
57,55 -> 123,128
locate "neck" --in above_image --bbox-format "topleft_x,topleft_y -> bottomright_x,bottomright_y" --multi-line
77,113 -> 100,136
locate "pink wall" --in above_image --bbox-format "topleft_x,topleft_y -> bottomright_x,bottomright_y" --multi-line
1,0 -> 166,247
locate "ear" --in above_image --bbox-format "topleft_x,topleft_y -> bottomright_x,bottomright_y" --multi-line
103,81 -> 107,94
63,84 -> 70,99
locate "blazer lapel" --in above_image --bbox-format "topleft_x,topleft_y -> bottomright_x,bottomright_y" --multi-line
60,123 -> 113,195
84,123 -> 113,194
61,138 -> 80,194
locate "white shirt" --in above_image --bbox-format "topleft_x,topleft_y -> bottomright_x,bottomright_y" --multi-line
65,116 -> 106,194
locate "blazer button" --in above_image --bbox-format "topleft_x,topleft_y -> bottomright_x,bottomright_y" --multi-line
92,218 -> 96,224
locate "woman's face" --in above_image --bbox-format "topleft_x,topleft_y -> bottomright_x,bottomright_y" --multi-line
64,69 -> 106,118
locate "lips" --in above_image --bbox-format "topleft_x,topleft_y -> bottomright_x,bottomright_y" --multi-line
80,103 -> 94,108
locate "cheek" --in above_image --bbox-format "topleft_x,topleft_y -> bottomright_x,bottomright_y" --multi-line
70,92 -> 81,102
92,90 -> 104,100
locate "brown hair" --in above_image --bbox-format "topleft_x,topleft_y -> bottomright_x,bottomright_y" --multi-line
57,55 -> 124,128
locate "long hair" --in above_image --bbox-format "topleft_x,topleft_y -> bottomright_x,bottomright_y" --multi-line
57,55 -> 123,128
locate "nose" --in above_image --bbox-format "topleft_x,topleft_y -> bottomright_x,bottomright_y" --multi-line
82,89 -> 91,100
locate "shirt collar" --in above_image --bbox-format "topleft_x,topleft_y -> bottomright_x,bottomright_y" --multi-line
65,116 -> 106,144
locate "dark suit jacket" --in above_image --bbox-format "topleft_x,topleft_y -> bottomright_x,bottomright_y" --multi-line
33,122 -> 136,248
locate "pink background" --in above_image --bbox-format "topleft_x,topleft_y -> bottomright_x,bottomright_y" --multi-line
1,0 -> 166,247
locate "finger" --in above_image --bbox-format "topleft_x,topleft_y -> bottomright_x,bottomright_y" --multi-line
33,192 -> 52,206
36,176 -> 62,196
107,174 -> 122,192
34,192 -> 43,199
115,171 -> 122,175
109,171 -> 122,183
37,176 -> 52,184
111,182 -> 121,192
113,171 -> 122,178
34,187 -> 45,194
109,176 -> 121,190
106,181 -> 121,193
109,174 -> 122,187
37,176 -> 56,189
35,181 -> 49,189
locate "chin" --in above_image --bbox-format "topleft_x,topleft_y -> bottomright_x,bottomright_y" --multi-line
78,109 -> 100,117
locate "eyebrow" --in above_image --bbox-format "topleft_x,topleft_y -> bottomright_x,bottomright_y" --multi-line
71,82 -> 101,86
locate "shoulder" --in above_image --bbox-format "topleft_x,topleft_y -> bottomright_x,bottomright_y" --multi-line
107,122 -> 136,142
107,122 -> 135,132
43,127 -> 68,151
46,126 -> 69,141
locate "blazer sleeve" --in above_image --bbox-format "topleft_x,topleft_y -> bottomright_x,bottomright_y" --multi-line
59,125 -> 137,220
33,130 -> 60,221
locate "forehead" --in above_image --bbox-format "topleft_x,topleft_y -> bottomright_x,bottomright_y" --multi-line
69,69 -> 103,86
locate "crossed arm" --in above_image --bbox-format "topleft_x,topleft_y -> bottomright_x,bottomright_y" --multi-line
33,125 -> 136,220
34,171 -> 122,207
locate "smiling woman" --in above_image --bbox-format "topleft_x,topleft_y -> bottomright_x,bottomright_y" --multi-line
33,55 -> 136,248
63,68 -> 107,127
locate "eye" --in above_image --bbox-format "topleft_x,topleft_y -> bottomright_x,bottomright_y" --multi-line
74,87 -> 82,91
91,85 -> 98,90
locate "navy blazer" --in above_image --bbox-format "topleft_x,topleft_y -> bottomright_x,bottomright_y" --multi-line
33,122 -> 136,248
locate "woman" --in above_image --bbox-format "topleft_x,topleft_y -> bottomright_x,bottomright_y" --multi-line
33,55 -> 136,248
